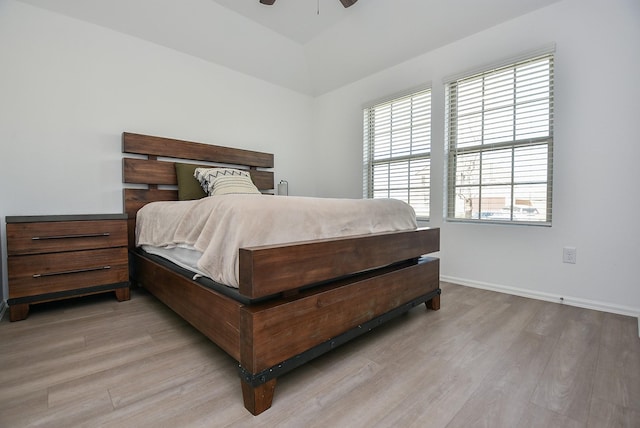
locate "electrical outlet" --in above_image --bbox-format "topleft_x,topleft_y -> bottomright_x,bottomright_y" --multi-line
563,246 -> 577,264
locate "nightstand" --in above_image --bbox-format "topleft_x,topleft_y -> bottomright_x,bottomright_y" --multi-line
6,214 -> 130,321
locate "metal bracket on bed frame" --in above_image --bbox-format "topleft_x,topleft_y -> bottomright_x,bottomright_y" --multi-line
238,288 -> 441,387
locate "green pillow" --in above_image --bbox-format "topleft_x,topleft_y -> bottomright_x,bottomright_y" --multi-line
175,162 -> 207,201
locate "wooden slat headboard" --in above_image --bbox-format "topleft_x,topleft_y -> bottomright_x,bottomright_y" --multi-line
122,132 -> 275,248
123,132 -> 274,168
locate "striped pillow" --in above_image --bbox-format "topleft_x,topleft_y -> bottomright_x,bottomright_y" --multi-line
194,168 -> 261,196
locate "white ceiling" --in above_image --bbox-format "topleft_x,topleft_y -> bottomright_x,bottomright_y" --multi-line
213,0 -> 357,44
16,0 -> 562,96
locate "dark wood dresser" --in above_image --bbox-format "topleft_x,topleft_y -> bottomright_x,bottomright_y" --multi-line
6,214 -> 130,321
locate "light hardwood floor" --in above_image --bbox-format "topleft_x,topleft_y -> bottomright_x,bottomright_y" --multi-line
0,282 -> 638,427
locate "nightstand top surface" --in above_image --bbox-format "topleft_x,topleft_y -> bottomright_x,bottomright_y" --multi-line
6,213 -> 127,223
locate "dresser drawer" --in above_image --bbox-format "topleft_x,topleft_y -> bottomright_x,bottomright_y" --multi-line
6,220 -> 127,256
8,247 -> 129,299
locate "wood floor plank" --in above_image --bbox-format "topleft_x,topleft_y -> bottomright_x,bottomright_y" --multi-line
588,398 -> 640,428
599,312 -> 640,375
517,402 -> 584,428
445,331 -> 557,428
0,334 -> 156,399
592,365 -> 640,412
0,285 -> 638,427
329,355 -> 450,427
369,299 -> 543,428
530,309 -> 604,424
47,342 -> 219,408
524,300 -> 579,338
591,312 -> 640,412
0,389 -> 48,427
92,370 -> 238,428
2,390 -> 113,428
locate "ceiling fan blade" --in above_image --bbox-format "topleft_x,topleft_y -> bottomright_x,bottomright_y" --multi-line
339,0 -> 358,7
259,0 -> 356,7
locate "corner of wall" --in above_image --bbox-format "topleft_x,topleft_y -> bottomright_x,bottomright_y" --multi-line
0,218 -> 4,305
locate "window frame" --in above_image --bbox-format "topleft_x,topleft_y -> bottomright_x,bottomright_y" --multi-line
445,52 -> 554,226
363,87 -> 432,221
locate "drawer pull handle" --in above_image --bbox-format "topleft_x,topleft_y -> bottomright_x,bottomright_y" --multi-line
32,232 -> 110,241
33,266 -> 111,278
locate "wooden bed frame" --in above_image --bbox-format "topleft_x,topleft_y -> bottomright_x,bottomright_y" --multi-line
122,132 -> 441,415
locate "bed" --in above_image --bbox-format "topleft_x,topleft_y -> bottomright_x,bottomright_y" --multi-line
122,132 -> 441,415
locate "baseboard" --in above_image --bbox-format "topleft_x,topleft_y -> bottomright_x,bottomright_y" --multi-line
441,275 -> 640,330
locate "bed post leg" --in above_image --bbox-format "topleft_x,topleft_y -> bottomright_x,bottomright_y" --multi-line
426,294 -> 440,311
241,378 -> 276,415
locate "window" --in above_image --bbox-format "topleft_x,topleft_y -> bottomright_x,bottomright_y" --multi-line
446,53 -> 554,225
363,88 -> 431,220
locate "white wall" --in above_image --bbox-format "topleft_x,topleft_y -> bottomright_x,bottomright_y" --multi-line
16,0 -> 313,95
0,1 -> 315,300
312,0 -> 640,316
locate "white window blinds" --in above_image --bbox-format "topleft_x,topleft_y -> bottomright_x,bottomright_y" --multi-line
363,88 -> 431,220
446,53 -> 554,224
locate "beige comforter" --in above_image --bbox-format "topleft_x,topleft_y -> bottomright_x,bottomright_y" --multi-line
136,195 -> 417,288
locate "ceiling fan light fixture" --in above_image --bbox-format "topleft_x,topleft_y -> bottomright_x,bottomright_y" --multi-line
259,0 -> 276,5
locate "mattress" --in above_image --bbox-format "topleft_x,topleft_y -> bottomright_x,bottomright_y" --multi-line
137,247 -> 266,305
141,244 -> 206,279
136,194 -> 417,288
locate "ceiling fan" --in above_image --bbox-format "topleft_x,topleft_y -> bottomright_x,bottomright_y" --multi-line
259,0 -> 358,8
